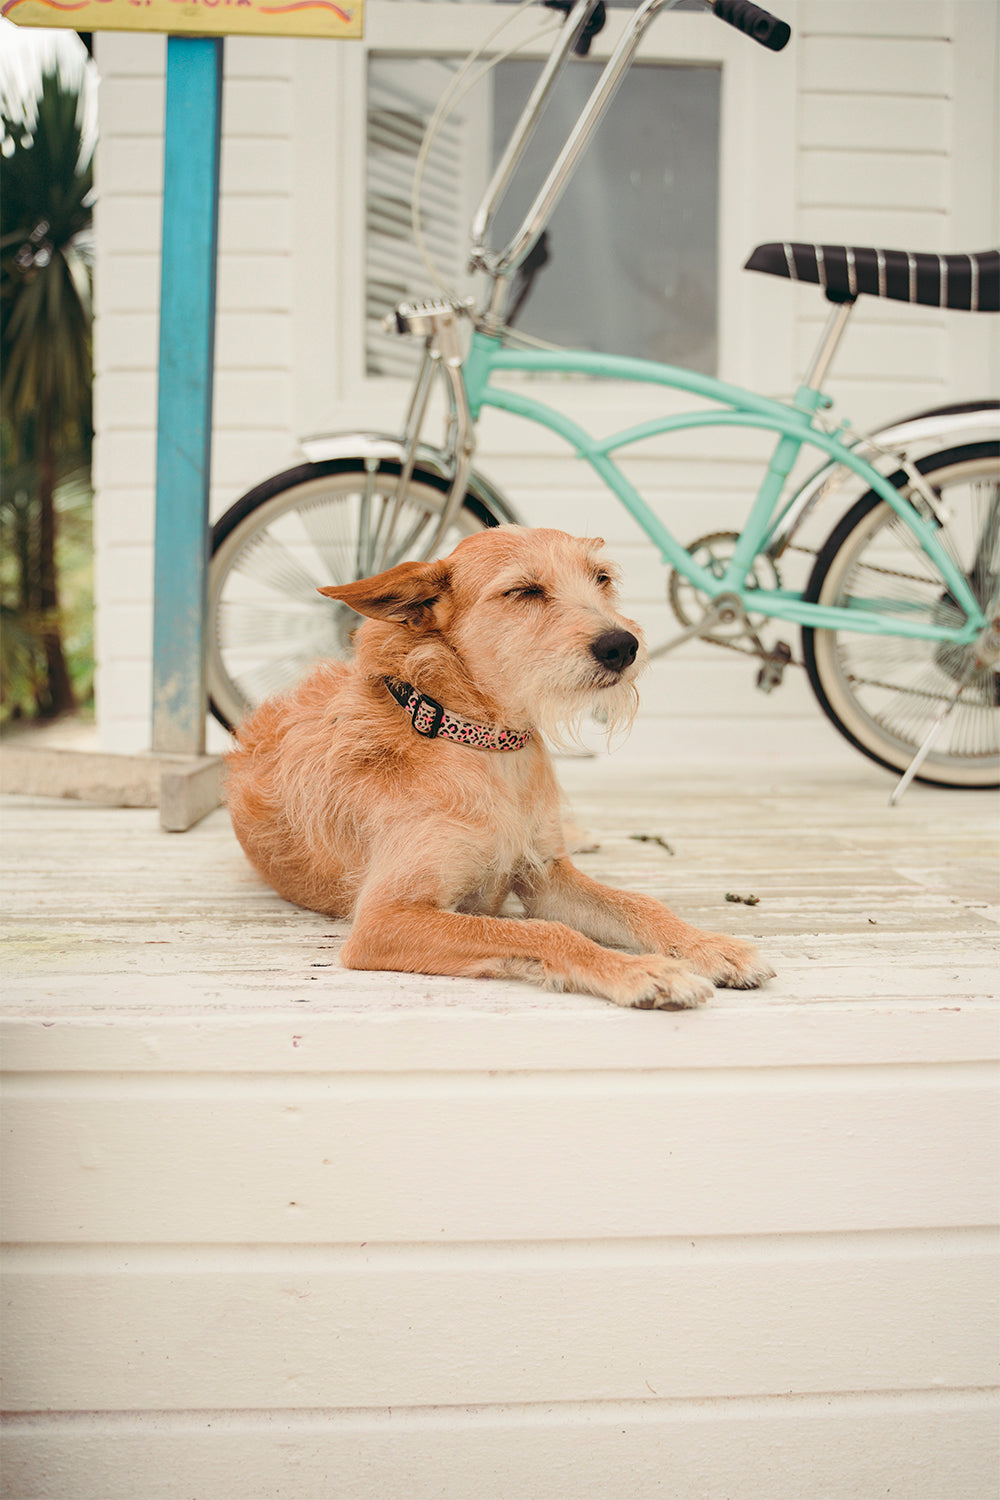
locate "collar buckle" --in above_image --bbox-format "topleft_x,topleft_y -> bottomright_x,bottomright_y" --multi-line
410,692 -> 445,739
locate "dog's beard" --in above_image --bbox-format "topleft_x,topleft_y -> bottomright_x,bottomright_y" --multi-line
520,658 -> 642,752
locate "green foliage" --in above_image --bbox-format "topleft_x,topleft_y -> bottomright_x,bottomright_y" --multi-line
0,448 -> 94,722
1,65 -> 94,722
1,66 -> 93,437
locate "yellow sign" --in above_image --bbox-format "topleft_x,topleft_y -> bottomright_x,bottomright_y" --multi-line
3,0 -> 362,39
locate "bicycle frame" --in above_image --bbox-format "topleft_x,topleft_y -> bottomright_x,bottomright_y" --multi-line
381,312 -> 987,652
456,331 -> 988,646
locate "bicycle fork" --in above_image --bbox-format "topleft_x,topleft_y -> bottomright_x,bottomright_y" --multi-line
381,301 -> 478,567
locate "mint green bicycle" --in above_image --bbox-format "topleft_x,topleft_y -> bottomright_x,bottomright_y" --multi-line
208,0 -> 1000,792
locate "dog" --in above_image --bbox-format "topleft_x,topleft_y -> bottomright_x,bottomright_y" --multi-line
225,525 -> 773,1008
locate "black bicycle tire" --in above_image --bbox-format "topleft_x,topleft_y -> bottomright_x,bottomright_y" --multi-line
801,440 -> 1000,787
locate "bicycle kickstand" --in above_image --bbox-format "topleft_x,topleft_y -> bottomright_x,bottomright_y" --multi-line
890,606 -> 1000,805
889,688 -> 967,806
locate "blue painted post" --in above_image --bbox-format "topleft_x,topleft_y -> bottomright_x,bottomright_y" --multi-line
151,37 -> 224,755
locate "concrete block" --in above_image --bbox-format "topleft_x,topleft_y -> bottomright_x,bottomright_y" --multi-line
0,745 -> 223,831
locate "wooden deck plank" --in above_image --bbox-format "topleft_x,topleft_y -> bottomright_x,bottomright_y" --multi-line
2,753 -> 997,1019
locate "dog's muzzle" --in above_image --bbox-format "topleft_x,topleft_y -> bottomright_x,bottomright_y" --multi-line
590,629 -> 639,675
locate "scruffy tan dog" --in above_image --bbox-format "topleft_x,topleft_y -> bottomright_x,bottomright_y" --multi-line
226,526 -> 773,1008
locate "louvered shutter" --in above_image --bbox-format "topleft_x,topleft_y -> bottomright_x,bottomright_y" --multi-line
366,58 -> 481,377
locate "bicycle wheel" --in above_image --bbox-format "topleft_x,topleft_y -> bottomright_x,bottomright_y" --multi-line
802,442 -> 1000,788
208,458 -> 502,730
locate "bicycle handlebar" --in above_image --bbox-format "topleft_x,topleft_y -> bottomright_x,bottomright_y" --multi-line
712,0 -> 790,51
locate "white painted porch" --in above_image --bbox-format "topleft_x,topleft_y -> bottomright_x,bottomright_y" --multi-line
1,740 -> 998,1499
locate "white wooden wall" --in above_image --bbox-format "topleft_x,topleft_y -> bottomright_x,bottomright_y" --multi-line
92,36 -> 299,749
91,0 -> 1000,753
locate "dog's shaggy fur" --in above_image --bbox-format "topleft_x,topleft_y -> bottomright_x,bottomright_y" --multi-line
226,526 -> 773,1008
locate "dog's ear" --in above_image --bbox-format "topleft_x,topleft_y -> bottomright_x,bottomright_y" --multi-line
319,559 -> 450,629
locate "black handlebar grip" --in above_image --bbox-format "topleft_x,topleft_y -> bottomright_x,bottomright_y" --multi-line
543,0 -> 607,56
713,0 -> 791,51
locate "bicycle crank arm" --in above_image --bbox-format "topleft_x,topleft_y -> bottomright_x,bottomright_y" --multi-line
647,594 -> 747,660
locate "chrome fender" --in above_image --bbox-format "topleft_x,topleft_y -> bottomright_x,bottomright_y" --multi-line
770,401 -> 1000,557
299,431 -> 523,526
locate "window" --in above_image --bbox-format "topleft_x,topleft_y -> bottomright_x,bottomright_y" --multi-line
365,47 -> 721,374
366,56 -> 486,377
489,59 -> 720,368
303,0 -> 796,416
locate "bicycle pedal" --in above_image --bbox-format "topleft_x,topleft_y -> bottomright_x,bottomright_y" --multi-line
756,641 -> 792,693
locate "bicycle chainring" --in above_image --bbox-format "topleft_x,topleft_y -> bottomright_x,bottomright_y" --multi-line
668,531 -> 782,640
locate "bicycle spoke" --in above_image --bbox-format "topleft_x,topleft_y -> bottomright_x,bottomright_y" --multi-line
216,600 -> 330,651
355,468 -> 379,579
232,650 -> 323,706
385,508 -> 436,568
229,529 -> 324,600
294,494 -> 358,584
366,496 -> 397,576
971,481 -> 1000,603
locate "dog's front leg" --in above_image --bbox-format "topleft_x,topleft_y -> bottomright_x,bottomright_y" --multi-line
520,857 -> 774,990
341,898 -> 713,1010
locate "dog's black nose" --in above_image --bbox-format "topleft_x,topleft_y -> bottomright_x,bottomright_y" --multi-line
590,629 -> 639,674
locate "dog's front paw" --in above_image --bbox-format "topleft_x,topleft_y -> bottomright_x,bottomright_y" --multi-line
611,954 -> 714,1011
686,933 -> 774,990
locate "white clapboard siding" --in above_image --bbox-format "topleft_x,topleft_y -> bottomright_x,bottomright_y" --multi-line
3,1037 -> 998,1496
797,92 -> 949,151
5,1242 -> 995,1409
1,1398 -> 996,1500
797,35 -> 948,96
5,1070 -> 997,1243
91,3 -> 999,760
796,0 -> 950,35
798,150 -> 948,212
91,34 -> 165,755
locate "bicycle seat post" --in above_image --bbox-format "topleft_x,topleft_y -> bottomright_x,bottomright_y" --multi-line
800,296 -> 856,395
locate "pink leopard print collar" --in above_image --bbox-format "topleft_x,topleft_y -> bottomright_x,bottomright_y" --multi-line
384,679 -> 533,752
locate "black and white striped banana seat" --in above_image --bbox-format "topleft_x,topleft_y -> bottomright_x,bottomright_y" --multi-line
745,243 -> 999,312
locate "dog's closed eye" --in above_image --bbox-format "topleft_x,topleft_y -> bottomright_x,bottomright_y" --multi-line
503,582 -> 547,602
